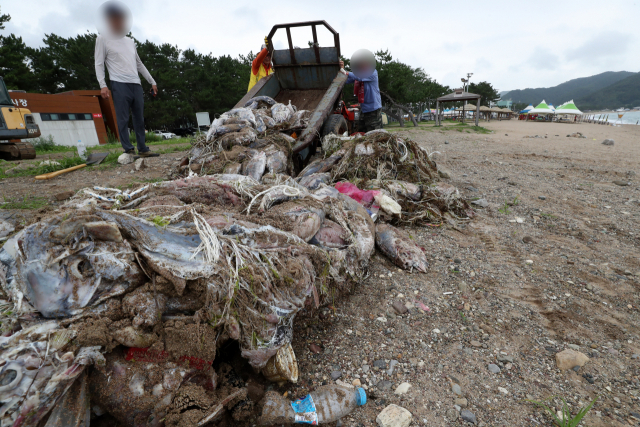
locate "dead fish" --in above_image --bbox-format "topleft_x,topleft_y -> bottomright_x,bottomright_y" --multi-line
375,223 -> 428,273
283,206 -> 325,242
288,110 -> 311,128
83,221 -> 123,243
297,150 -> 345,178
222,118 -> 252,126
297,173 -> 330,190
1,215 -> 145,318
385,180 -> 422,201
243,96 -> 276,108
223,108 -> 257,128
49,215 -> 101,242
95,210 -> 217,295
159,177 -> 243,207
242,151 -> 267,182
215,124 -> 247,136
254,111 -> 276,128
223,162 -> 243,174
220,127 -> 257,150
265,149 -> 288,174
271,103 -> 292,124
310,219 -> 348,249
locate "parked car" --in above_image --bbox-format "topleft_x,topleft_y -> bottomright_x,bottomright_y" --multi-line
151,130 -> 178,140
171,127 -> 197,137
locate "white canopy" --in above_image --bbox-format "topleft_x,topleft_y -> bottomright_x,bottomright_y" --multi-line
528,100 -> 554,115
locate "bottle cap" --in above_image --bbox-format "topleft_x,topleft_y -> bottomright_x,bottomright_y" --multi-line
356,387 -> 366,406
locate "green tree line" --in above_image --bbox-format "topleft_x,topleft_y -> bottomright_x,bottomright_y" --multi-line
1,6 -> 500,130
0,8 -> 252,130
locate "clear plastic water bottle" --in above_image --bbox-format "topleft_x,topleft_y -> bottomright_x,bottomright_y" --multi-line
77,140 -> 87,161
259,385 -> 366,425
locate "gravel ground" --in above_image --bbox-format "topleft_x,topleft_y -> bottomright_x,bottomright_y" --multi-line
285,122 -> 640,426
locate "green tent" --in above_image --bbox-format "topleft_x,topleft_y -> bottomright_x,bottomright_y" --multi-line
556,100 -> 582,115
528,100 -> 554,115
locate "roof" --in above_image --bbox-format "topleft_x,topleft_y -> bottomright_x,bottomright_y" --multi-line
437,90 -> 482,102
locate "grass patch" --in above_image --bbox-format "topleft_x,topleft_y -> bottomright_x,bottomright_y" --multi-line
527,396 -> 597,426
0,155 -> 86,179
0,141 -> 190,181
1,196 -> 49,210
32,135 -> 76,154
498,201 -> 511,215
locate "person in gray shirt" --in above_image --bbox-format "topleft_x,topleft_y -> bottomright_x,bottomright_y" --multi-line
95,2 -> 158,157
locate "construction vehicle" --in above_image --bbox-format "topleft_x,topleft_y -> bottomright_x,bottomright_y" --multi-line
0,76 -> 40,160
236,21 -> 361,169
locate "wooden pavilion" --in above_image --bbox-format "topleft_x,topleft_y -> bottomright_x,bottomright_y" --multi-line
436,89 -> 482,126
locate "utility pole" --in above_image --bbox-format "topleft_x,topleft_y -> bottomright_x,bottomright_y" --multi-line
460,73 -> 473,122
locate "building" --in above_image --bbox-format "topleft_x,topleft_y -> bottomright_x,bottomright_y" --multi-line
496,99 -> 512,109
8,90 -> 118,147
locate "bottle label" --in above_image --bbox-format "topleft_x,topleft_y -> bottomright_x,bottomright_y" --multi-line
291,394 -> 318,425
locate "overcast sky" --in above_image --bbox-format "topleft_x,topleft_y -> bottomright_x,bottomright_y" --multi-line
4,0 -> 640,93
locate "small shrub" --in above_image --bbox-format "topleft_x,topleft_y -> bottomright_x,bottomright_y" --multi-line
527,396 -> 597,427
106,128 -> 119,145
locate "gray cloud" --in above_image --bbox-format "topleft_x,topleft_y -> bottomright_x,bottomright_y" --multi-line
527,47 -> 560,70
565,31 -> 631,62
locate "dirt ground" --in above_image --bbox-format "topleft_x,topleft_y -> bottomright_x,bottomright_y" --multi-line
1,120 -> 639,426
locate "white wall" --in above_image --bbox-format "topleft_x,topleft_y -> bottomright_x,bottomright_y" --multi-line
26,113 -> 100,147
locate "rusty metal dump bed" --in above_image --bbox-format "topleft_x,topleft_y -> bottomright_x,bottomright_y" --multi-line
235,21 -> 347,154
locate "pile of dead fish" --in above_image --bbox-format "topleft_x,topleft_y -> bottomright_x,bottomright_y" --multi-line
184,96 -> 312,178
181,96 -> 471,225
0,174 -> 433,426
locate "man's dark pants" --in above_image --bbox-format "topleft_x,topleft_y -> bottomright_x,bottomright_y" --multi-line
111,81 -> 149,153
363,108 -> 383,132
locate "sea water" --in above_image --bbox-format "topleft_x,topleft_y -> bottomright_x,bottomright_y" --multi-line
589,111 -> 640,125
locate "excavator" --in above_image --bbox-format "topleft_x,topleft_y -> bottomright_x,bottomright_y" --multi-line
0,76 -> 40,160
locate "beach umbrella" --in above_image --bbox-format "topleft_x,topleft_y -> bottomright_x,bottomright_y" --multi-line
528,100 -> 554,115
555,100 -> 582,115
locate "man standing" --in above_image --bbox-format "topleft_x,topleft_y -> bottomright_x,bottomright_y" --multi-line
247,40 -> 273,92
95,2 -> 158,156
340,51 -> 382,132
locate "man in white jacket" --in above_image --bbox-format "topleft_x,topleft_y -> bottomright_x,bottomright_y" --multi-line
95,2 -> 158,156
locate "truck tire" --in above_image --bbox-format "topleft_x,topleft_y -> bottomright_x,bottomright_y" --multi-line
321,114 -> 348,138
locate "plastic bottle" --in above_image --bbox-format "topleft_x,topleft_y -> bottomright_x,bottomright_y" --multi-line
259,385 -> 366,425
77,140 -> 87,161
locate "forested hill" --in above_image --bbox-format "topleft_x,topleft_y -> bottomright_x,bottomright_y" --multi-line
501,71 -> 635,106
576,72 -> 640,110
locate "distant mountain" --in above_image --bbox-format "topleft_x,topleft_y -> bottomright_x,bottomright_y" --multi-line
576,73 -> 640,110
500,71 -> 635,106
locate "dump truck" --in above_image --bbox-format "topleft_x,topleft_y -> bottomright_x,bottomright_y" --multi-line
0,77 -> 40,160
235,21 -> 361,169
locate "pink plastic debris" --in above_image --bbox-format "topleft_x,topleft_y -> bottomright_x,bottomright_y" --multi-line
414,300 -> 431,312
335,182 -> 379,206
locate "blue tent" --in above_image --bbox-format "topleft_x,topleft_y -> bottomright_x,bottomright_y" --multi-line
519,104 -> 534,114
